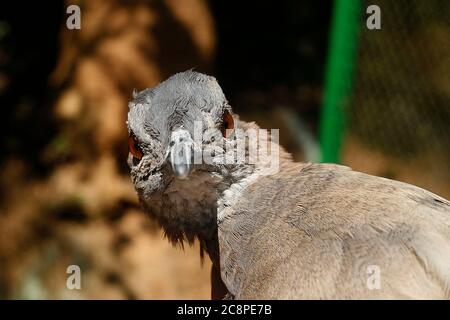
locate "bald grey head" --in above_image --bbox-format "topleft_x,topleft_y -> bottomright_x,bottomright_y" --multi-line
127,71 -> 253,245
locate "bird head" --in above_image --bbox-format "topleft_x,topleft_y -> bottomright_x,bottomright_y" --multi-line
127,71 -> 251,243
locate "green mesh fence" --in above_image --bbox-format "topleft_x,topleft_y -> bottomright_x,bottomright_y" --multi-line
323,0 -> 450,197
350,0 -> 450,157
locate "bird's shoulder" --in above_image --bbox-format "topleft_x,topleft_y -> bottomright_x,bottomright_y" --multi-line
226,162 -> 449,232
218,162 -> 450,298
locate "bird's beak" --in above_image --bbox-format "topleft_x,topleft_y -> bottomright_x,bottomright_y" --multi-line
168,129 -> 194,179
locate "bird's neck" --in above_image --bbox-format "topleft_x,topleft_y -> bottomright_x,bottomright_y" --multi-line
150,120 -> 292,265
149,166 -> 255,264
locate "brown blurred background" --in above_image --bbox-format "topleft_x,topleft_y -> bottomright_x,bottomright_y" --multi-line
0,0 -> 448,299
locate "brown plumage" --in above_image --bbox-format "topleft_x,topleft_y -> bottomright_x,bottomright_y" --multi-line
127,71 -> 450,299
219,161 -> 450,299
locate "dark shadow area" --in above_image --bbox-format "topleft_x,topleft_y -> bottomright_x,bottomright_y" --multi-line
0,2 -> 64,175
150,1 -> 211,78
210,0 -> 331,117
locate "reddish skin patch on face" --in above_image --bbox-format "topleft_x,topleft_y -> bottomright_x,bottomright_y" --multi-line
221,110 -> 234,138
128,134 -> 143,160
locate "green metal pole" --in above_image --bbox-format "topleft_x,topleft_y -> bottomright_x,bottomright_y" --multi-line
319,0 -> 361,163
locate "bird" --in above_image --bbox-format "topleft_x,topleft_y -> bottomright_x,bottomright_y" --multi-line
127,70 -> 450,299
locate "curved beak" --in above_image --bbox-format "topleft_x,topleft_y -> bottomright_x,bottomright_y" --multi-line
168,129 -> 194,179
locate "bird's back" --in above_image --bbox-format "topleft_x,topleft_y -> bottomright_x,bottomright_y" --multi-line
218,163 -> 450,299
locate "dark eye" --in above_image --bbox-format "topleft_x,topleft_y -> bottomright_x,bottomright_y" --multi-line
221,110 -> 234,138
128,133 -> 143,160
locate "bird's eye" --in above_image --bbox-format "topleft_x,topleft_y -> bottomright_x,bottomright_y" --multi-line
128,134 -> 143,160
221,110 -> 234,138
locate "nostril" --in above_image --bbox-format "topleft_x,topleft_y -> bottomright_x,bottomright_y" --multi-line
169,141 -> 175,147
